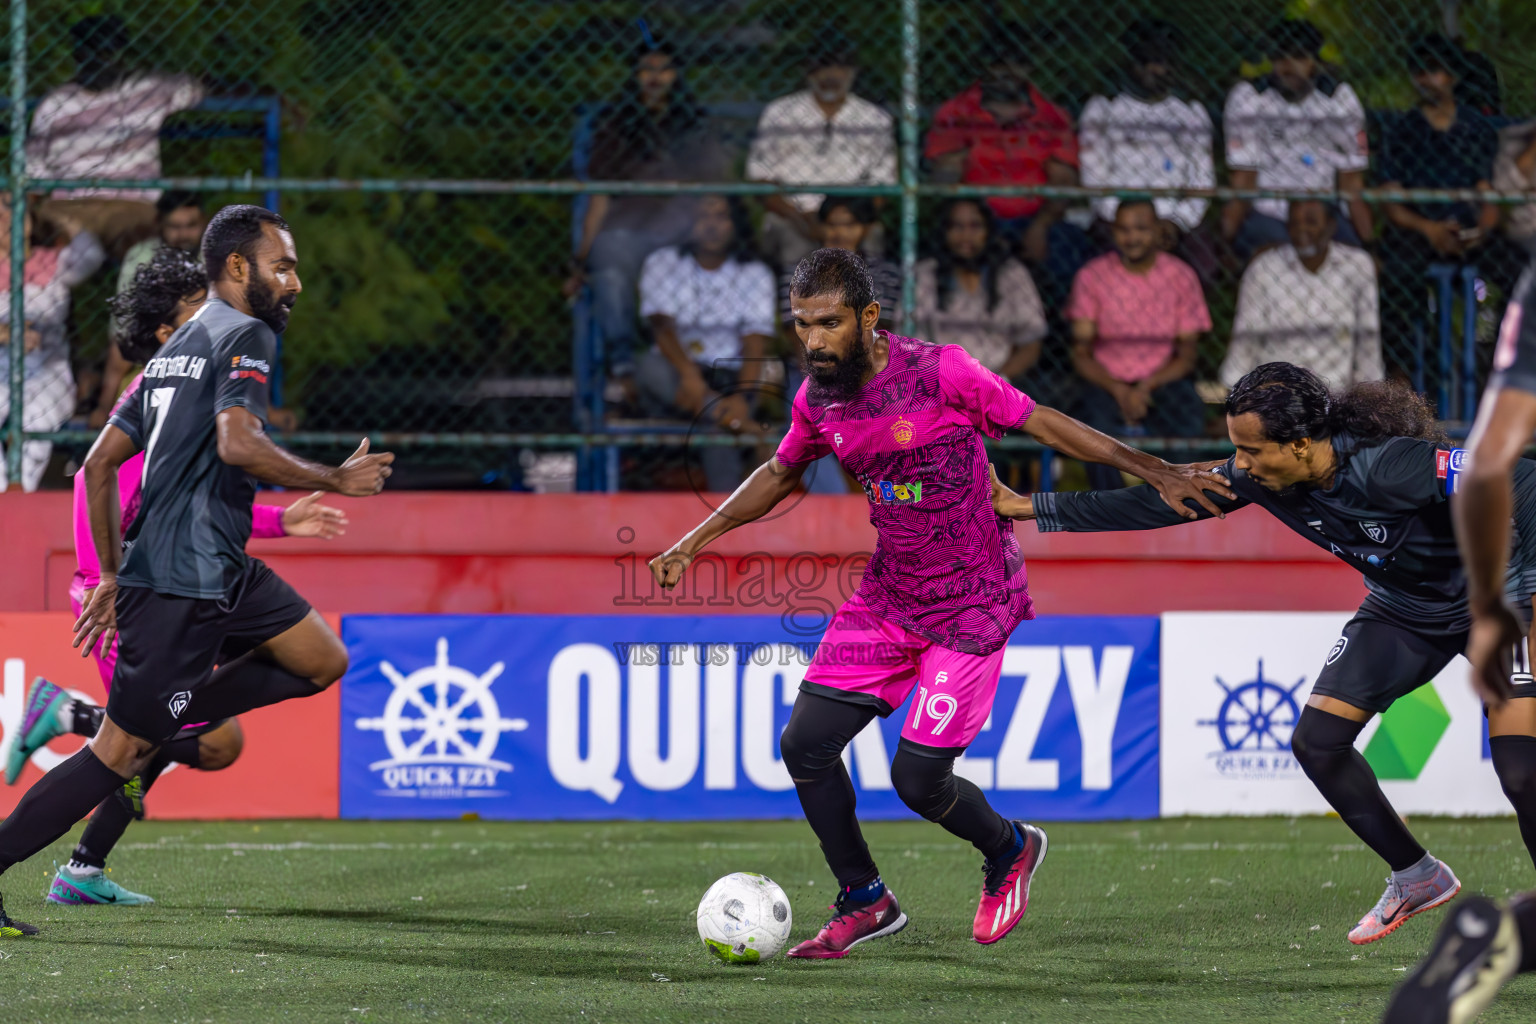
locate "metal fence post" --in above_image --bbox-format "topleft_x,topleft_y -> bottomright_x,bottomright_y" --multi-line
6,0 -> 26,491
898,0 -> 919,337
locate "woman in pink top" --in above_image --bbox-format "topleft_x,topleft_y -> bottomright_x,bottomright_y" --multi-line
3,246 -> 346,907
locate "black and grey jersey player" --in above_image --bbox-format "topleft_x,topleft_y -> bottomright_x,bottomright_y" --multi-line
1380,262 -> 1536,1022
992,362 -> 1536,951
0,205 -> 395,939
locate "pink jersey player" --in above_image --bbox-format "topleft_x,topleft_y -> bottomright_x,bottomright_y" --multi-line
650,249 -> 1224,959
776,334 -> 1032,752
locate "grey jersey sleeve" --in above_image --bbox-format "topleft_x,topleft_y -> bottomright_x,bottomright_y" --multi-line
1507,460 -> 1536,601
1033,460 -> 1250,533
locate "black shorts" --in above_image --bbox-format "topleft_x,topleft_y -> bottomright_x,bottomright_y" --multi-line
107,558 -> 311,742
1311,610 -> 1536,714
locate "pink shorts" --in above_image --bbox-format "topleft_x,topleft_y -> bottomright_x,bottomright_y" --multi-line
69,587 -> 117,691
800,594 -> 1007,753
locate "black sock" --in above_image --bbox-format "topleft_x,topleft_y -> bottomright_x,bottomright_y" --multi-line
181,654 -> 322,723
1490,736 -> 1536,872
69,700 -> 104,738
1513,893 -> 1536,973
160,733 -> 202,769
71,750 -> 175,870
1291,706 -> 1426,872
0,748 -> 129,874
890,746 -> 1017,860
780,694 -> 881,890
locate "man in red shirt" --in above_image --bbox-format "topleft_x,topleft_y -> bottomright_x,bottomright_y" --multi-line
926,30 -> 1093,306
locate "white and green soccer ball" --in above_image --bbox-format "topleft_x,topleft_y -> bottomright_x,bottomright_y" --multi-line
696,872 -> 793,964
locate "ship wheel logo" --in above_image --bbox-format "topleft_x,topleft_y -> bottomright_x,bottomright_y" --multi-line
356,637 -> 528,771
1197,660 -> 1307,752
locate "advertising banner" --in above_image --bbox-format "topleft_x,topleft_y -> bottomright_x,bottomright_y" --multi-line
0,613 -> 340,819
339,614 -> 1161,820
1160,612 -> 1508,816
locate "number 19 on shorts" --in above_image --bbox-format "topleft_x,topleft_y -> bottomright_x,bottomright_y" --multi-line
913,672 -> 956,737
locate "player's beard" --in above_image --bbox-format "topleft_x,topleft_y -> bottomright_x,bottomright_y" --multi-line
803,333 -> 873,403
246,276 -> 295,333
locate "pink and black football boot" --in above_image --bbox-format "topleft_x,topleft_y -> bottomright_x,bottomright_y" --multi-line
786,886 -> 908,959
974,821 -> 1048,945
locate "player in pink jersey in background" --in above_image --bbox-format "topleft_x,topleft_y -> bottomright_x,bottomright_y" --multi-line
2,245 -> 347,908
650,247 -> 1231,958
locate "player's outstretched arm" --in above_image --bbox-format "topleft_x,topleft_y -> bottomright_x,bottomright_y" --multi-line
649,456 -> 806,590
1456,387 -> 1536,706
1020,405 -> 1234,519
216,408 -> 393,496
74,424 -> 138,657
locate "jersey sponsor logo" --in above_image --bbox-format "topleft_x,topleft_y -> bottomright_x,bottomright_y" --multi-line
231,354 -> 271,373
1359,521 -> 1386,544
167,690 -> 192,719
1436,449 -> 1468,495
1326,637 -> 1348,665
891,417 -> 916,447
229,355 -> 271,384
863,479 -> 923,506
143,354 -> 207,381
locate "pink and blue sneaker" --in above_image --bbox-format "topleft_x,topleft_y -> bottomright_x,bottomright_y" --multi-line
4,678 -> 69,785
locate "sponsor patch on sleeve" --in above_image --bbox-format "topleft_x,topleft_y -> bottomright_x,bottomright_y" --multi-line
1437,448 -> 1468,495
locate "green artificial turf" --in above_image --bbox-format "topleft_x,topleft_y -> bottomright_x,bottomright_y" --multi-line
0,817 -> 1532,1022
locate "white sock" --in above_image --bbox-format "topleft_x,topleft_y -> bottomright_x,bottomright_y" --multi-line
54,698 -> 75,733
63,859 -> 102,877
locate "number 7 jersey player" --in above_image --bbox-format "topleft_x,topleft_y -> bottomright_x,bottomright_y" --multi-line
648,247 -> 1232,958
0,205 -> 394,938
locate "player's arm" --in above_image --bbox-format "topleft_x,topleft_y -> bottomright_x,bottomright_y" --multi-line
73,424 -> 140,656
649,456 -> 808,589
991,460 -> 1245,531
216,409 -> 392,496
1019,405 -> 1236,520
1456,388 -> 1536,705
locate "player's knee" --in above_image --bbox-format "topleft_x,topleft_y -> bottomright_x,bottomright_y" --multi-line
779,719 -> 840,778
310,641 -> 349,690
890,749 -> 956,822
1290,707 -> 1357,777
199,720 -> 245,771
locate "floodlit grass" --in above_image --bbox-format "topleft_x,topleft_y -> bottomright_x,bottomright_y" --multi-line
1,817 -> 1532,1022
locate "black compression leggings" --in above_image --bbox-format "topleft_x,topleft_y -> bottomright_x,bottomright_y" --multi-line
779,693 -> 1017,889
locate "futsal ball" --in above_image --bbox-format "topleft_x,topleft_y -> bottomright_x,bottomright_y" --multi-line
696,872 -> 793,963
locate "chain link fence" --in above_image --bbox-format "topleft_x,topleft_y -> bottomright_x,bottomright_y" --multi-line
3,1 -> 1536,493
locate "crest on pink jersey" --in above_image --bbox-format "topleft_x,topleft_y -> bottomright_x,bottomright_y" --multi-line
891,418 -> 915,447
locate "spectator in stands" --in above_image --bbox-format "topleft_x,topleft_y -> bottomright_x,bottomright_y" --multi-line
0,196 -> 104,491
746,31 -> 895,271
1068,199 -> 1209,490
1221,19 -> 1371,257
567,38 -> 728,381
26,15 -> 204,258
1378,36 -> 1521,374
1080,20 -> 1215,275
925,27 -> 1093,306
1494,119 -> 1536,255
1220,200 -> 1381,390
635,195 -> 775,493
779,198 -> 900,328
914,199 -> 1047,383
91,191 -> 206,427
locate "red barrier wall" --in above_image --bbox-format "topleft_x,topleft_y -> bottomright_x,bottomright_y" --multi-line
0,490 -> 1366,616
